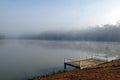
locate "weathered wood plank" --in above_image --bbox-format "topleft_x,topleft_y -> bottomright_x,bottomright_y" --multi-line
64,58 -> 106,69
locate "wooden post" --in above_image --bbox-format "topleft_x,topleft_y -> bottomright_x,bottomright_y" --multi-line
64,58 -> 66,69
64,63 -> 66,69
79,61 -> 80,69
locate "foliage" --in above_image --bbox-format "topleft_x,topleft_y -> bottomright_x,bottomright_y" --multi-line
20,24 -> 120,42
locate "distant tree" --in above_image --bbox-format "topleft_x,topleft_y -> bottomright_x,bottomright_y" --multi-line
19,21 -> 120,42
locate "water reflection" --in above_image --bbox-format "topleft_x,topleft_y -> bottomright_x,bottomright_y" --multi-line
0,40 -> 120,80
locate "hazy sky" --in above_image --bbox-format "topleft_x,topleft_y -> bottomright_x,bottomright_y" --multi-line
0,0 -> 120,36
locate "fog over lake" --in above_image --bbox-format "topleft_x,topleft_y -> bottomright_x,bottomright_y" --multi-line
1,0 -> 120,80
0,40 -> 119,80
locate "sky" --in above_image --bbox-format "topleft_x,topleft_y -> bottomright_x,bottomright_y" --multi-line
0,0 -> 120,36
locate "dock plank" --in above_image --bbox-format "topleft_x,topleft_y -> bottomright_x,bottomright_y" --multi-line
64,58 -> 106,69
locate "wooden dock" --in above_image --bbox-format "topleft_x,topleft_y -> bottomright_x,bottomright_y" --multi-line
64,57 -> 107,69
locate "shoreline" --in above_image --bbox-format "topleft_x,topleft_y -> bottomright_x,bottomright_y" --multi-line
29,59 -> 120,80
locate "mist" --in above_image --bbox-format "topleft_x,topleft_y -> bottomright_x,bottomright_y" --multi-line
1,0 -> 120,36
1,1 -> 120,80
18,23 -> 120,42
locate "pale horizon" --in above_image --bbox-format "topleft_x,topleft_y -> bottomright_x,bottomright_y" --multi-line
0,0 -> 120,36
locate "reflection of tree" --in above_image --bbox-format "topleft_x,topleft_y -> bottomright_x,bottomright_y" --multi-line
0,35 -> 5,39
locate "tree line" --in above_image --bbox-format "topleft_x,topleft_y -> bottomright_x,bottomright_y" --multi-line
19,23 -> 120,42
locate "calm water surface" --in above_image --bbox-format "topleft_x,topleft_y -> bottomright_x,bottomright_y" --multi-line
0,40 -> 120,80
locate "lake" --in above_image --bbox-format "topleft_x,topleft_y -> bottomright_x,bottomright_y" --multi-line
0,40 -> 120,80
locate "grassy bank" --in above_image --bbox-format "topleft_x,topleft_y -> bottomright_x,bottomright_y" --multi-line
30,59 -> 120,80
